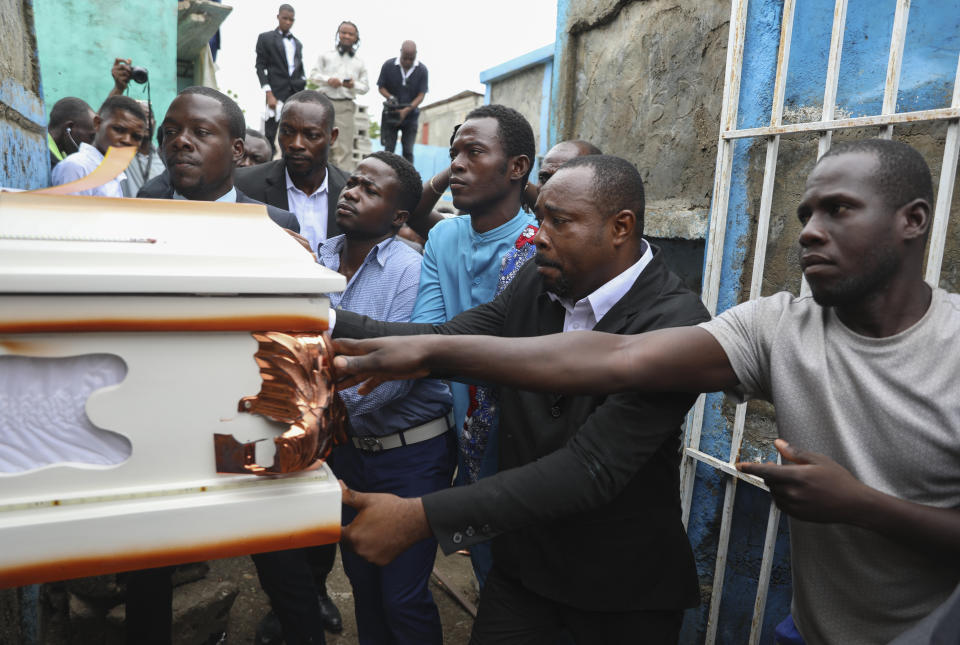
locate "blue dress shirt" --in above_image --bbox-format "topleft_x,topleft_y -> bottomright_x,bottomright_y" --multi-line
320,234 -> 451,437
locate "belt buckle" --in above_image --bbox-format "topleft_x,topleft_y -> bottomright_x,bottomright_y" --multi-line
359,436 -> 383,453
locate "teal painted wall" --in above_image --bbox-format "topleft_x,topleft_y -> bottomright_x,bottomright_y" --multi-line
33,0 -> 177,122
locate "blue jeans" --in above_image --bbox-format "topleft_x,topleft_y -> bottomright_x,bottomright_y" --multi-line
330,431 -> 456,645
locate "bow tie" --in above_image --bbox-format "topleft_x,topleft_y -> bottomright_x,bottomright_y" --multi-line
282,32 -> 293,40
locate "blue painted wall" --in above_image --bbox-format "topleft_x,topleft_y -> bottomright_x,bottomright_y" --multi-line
0,0 -> 48,190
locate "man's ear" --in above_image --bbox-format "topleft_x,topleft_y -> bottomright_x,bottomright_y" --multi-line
392,208 -> 409,230
610,209 -> 638,246
92,114 -> 102,133
509,155 -> 531,183
898,198 -> 931,243
232,138 -> 245,165
330,126 -> 339,147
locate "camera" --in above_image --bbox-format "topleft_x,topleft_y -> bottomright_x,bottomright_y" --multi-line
130,66 -> 149,84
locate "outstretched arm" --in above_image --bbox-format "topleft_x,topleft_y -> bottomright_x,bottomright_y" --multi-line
334,325 -> 739,396
739,440 -> 960,562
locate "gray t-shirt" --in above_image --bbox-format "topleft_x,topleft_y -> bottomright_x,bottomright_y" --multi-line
700,289 -> 960,645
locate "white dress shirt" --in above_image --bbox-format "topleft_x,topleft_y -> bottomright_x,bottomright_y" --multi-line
173,186 -> 237,203
50,142 -> 127,198
547,240 -> 653,332
310,50 -> 369,100
285,168 -> 328,252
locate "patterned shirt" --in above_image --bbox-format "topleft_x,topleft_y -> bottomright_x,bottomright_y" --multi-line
319,235 -> 451,436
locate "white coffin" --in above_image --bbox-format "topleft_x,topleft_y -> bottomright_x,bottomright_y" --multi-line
0,192 -> 346,587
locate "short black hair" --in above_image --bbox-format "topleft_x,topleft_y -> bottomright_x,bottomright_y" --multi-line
821,138 -> 934,209
364,151 -> 422,213
282,90 -> 335,132
177,86 -> 246,139
464,104 -> 536,186
49,97 -> 94,130
245,127 -> 274,156
559,155 -> 645,236
568,139 -> 602,155
97,95 -> 146,124
278,4 -> 294,13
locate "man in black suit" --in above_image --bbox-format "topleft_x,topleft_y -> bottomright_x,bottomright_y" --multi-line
236,90 -> 349,256
129,86 -> 297,645
331,155 -> 707,644
234,89 -> 347,641
138,87 -> 298,233
255,4 -> 306,145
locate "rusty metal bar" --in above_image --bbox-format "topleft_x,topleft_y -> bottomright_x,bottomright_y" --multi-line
881,0 -> 911,139
680,0 -> 750,528
723,106 -> 960,140
818,0 -> 849,158
748,487 -> 782,645
925,54 -> 960,285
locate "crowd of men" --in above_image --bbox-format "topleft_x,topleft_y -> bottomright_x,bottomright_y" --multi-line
39,3 -> 960,645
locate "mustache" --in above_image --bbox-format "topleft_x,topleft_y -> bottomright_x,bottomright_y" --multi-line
534,255 -> 562,270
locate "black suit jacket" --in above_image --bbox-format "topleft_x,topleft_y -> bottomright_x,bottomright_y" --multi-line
234,159 -> 349,239
333,249 -> 708,612
255,30 -> 306,102
137,171 -> 299,232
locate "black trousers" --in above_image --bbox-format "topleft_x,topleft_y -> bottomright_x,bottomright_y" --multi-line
264,117 -> 279,151
470,565 -> 684,645
251,543 -> 336,645
381,116 -> 418,163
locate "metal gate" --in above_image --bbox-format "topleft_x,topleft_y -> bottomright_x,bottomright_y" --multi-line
678,0 -> 960,642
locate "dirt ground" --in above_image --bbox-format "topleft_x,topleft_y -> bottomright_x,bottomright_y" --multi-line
210,546 -> 478,644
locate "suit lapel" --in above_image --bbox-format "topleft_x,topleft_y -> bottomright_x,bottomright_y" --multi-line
274,32 -> 288,75
593,251 -> 667,334
326,166 -> 344,237
265,161 -> 289,210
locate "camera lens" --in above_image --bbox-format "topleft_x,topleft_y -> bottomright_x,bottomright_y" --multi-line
131,66 -> 149,84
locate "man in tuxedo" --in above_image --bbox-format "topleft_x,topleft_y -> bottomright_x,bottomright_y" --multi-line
255,4 -> 306,145
235,90 -> 349,255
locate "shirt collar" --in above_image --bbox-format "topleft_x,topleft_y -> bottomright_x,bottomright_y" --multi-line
318,234 -> 400,272
285,168 -> 328,197
277,29 -> 293,39
173,186 -> 237,202
78,142 -> 104,163
547,239 -> 653,323
394,57 -> 419,70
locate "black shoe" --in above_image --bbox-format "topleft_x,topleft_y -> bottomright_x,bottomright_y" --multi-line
318,593 -> 343,634
255,610 -> 283,645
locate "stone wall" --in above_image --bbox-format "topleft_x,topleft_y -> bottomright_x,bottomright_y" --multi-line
489,63 -> 547,154
0,0 -> 47,189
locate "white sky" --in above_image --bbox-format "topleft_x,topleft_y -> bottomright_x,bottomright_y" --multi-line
215,0 -> 558,128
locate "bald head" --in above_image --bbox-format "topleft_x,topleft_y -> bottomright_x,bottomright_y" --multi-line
399,41 -> 417,70
537,140 -> 602,187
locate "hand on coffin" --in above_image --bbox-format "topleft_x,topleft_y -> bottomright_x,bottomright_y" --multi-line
285,229 -> 318,261
340,480 -> 432,566
332,337 -> 432,394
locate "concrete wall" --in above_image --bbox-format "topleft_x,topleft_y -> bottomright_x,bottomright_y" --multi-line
0,0 -> 48,189
33,0 -> 177,123
489,64 -> 547,154
418,92 -> 483,147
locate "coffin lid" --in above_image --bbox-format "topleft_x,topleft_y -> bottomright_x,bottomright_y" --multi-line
0,192 -> 345,295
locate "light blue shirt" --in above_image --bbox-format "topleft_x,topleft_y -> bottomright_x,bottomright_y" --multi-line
320,234 -> 451,437
411,210 -> 536,430
173,186 -> 237,202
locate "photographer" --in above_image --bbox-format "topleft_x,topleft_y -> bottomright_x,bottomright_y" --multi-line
309,20 -> 369,171
377,40 -> 427,163
109,58 -> 164,196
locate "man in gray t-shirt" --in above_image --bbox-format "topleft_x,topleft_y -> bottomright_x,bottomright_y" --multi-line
330,139 -> 960,645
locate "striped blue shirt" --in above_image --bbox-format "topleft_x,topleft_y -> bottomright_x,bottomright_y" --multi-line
320,234 -> 451,437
